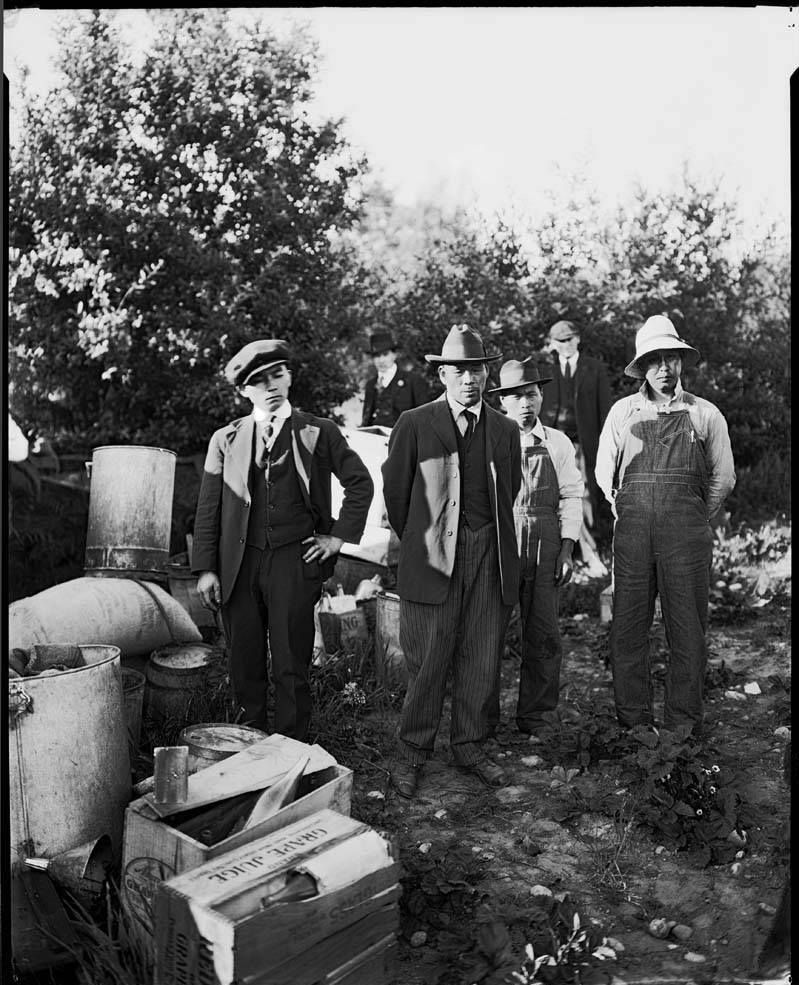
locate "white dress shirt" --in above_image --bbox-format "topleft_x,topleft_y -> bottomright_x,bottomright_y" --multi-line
378,363 -> 398,389
253,400 -> 292,450
559,352 -> 579,378
445,393 -> 483,436
520,419 -> 584,541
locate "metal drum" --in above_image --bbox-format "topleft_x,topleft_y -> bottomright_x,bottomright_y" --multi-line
84,445 -> 176,581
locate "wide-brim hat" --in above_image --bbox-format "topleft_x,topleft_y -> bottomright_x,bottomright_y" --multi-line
548,319 -> 579,342
488,357 -> 553,394
225,339 -> 291,387
368,330 -> 396,355
425,323 -> 501,365
624,316 -> 700,379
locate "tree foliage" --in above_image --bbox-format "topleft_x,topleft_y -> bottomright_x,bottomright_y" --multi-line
381,172 -> 789,519
8,9 -> 371,452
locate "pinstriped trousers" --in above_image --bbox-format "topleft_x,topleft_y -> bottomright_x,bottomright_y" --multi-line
397,522 -> 512,767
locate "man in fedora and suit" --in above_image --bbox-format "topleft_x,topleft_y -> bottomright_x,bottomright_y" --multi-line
361,329 -> 431,428
540,320 -> 613,551
595,315 -> 735,737
487,358 -> 583,740
381,324 -> 521,797
192,340 -> 373,740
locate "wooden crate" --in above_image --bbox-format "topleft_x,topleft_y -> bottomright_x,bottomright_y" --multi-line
121,760 -> 352,962
153,809 -> 401,985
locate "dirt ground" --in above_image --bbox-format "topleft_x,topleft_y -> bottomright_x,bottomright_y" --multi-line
337,581 -> 792,985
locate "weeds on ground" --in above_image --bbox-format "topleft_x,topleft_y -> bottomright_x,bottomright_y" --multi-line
455,895 -> 618,985
309,641 -> 404,779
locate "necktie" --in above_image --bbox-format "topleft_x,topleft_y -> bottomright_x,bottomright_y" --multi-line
462,409 -> 476,442
564,359 -> 572,382
255,419 -> 275,469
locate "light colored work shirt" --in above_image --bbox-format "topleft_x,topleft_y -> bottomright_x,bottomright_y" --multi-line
520,420 -> 584,541
594,381 -> 736,519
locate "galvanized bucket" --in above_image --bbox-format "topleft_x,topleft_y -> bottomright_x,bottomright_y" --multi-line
178,723 -> 269,774
84,445 -> 176,580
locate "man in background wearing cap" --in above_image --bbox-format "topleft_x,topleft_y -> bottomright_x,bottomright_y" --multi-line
540,319 -> 613,556
381,324 -> 521,798
192,340 -> 373,739
487,358 -> 583,741
361,329 -> 431,428
595,315 -> 735,737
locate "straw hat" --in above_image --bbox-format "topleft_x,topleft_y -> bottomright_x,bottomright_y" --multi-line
488,358 -> 553,394
624,316 -> 700,379
424,324 -> 500,365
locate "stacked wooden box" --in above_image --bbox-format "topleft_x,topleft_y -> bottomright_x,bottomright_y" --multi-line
121,734 -> 399,982
153,808 -> 400,985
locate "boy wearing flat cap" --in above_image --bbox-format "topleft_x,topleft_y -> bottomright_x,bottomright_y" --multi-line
381,324 -> 521,797
595,315 -> 735,737
361,329 -> 431,428
192,340 -> 373,739
487,358 -> 584,739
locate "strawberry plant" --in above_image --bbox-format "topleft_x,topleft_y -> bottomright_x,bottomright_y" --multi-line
618,725 -> 751,866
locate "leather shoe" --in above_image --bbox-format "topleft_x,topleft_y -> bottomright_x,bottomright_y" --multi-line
458,758 -> 508,788
391,762 -> 422,799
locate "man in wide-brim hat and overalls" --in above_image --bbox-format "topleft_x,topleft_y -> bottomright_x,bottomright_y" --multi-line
486,358 -> 584,740
381,324 -> 521,797
595,316 -> 736,737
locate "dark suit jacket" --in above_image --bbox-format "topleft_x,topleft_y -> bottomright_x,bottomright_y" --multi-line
539,352 -> 612,467
361,368 -> 431,427
192,410 -> 373,603
381,396 -> 521,606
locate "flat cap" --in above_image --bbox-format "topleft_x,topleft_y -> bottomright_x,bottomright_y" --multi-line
225,339 -> 291,387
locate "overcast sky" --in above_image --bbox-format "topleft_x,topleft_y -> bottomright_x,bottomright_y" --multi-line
4,6 -> 796,240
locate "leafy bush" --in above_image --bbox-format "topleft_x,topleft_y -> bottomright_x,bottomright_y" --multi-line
8,9 -> 373,453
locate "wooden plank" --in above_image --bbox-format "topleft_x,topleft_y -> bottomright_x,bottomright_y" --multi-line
148,736 -> 337,818
240,756 -> 309,831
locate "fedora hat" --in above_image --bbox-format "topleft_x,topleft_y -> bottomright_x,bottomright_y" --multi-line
225,339 -> 291,387
624,316 -> 700,379
368,330 -> 396,355
488,357 -> 553,394
424,323 -> 500,365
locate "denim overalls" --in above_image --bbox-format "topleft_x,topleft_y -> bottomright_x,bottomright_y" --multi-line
609,408 -> 713,733
488,434 -> 563,733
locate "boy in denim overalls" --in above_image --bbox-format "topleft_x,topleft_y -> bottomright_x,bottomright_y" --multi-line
487,358 -> 584,739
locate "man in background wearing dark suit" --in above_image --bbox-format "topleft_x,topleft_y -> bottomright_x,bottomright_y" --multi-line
540,319 -> 613,554
361,329 -> 431,428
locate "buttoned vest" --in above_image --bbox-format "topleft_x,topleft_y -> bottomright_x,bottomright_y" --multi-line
247,421 -> 315,549
454,410 -> 492,531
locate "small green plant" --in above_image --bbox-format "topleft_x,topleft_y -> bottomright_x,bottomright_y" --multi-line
399,840 -> 489,949
619,724 -> 751,866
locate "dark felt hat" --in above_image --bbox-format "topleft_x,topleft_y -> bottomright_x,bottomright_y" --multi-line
424,324 -> 500,365
225,339 -> 291,387
488,357 -> 553,394
368,330 -> 397,354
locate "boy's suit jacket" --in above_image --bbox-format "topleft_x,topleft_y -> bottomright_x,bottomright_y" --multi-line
381,395 -> 521,605
192,410 -> 373,602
